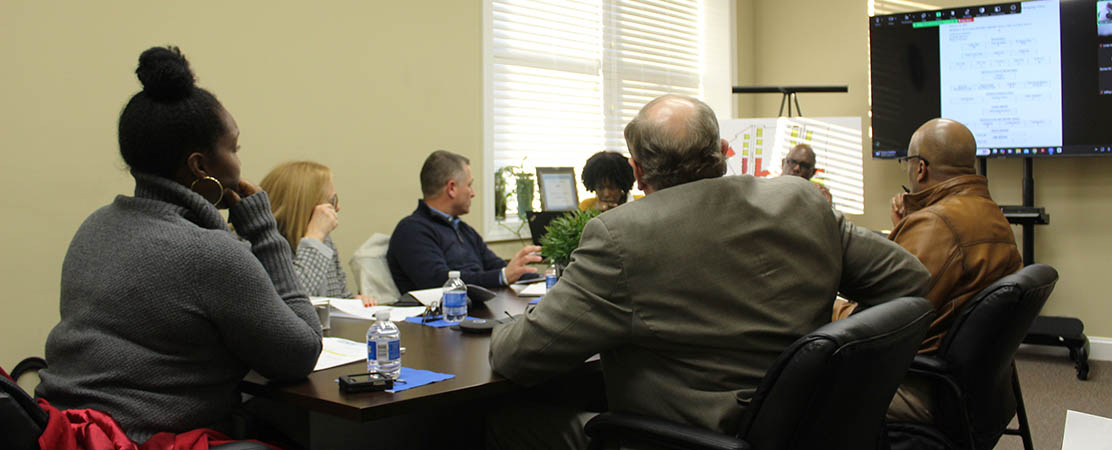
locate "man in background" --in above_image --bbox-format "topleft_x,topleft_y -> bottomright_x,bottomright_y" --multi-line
781,143 -> 832,202
487,95 -> 929,449
387,150 -> 540,293
886,118 -> 1023,423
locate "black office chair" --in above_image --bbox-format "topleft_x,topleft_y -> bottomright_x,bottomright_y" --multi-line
886,264 -> 1058,450
1,357 -> 272,450
1,358 -> 49,450
584,296 -> 936,450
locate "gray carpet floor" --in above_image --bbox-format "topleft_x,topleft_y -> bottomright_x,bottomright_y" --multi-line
993,350 -> 1112,450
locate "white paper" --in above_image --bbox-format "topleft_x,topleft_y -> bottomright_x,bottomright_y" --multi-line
314,337 -> 366,372
513,282 -> 547,297
406,287 -> 445,306
1063,410 -> 1112,450
318,297 -> 426,322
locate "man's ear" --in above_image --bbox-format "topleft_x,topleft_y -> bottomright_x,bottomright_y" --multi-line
629,157 -> 647,192
916,161 -> 929,184
720,138 -> 729,156
444,179 -> 458,200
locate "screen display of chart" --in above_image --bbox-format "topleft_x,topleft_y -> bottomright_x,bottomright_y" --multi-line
869,0 -> 1112,158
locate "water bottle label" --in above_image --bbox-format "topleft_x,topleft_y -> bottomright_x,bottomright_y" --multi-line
443,291 -> 467,309
369,339 -> 401,362
546,274 -> 557,290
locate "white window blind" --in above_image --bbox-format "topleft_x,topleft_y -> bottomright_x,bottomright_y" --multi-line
869,0 -> 944,16
486,0 -> 705,239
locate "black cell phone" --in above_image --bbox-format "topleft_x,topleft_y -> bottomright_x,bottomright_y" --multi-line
338,372 -> 394,393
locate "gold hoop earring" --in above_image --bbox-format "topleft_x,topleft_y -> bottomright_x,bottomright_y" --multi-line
190,176 -> 225,206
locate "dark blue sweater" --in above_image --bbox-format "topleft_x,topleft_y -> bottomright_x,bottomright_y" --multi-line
387,200 -> 507,292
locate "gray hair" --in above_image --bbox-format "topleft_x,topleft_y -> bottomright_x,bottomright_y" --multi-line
624,95 -> 725,190
420,150 -> 470,197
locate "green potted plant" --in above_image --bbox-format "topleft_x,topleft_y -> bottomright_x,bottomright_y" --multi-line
493,166 -> 513,220
540,209 -> 601,271
514,170 -> 535,220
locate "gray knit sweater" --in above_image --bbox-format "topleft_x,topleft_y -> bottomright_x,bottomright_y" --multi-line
36,172 -> 323,443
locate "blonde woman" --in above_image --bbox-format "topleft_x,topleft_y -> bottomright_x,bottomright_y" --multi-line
261,161 -> 374,305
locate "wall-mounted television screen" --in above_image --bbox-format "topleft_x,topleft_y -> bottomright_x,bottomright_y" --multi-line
869,0 -> 1112,158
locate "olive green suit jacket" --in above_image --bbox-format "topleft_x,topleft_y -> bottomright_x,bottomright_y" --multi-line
490,175 -> 929,434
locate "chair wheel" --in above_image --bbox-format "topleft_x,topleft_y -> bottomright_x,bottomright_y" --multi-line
1074,345 -> 1090,381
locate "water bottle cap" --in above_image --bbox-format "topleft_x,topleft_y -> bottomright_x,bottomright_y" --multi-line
449,270 -> 460,278
375,310 -> 390,321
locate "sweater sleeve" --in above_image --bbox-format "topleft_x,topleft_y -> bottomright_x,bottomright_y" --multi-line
293,237 -> 336,297
213,192 -> 322,380
467,226 -> 507,288
328,238 -> 354,298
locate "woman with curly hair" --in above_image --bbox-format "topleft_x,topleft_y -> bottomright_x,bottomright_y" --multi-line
578,151 -> 638,212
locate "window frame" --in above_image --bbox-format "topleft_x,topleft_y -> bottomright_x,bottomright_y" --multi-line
482,0 -> 735,241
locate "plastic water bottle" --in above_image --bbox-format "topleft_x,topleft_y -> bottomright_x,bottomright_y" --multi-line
442,270 -> 468,323
366,310 -> 401,379
545,263 -> 558,292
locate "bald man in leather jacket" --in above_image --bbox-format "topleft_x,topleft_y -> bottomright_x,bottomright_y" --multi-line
886,118 -> 1023,423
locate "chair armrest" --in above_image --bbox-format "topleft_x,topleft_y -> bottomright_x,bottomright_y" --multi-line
908,355 -> 949,374
907,355 -> 963,399
11,357 -> 47,382
584,412 -> 750,450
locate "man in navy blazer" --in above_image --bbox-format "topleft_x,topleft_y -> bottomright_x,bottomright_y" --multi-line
387,150 -> 541,293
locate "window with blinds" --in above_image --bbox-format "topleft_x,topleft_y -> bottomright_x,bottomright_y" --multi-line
868,0 -> 943,16
485,0 -> 706,239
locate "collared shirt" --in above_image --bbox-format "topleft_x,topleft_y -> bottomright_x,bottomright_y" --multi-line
425,205 -> 459,229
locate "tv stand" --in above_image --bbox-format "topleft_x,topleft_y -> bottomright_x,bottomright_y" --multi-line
983,156 -> 1090,380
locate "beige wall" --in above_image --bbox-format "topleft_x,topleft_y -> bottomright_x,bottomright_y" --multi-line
0,1 -> 487,370
4,0 -> 1108,371
742,0 -> 1112,337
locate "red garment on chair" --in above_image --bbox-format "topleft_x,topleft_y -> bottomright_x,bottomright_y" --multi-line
36,399 -> 279,450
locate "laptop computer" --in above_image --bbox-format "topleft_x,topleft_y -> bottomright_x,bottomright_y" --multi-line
526,211 -> 568,246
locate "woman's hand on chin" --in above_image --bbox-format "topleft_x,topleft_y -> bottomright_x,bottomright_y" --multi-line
222,179 -> 262,208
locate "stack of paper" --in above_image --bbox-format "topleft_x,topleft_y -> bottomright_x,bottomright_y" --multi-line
405,287 -> 445,306
511,282 -> 547,297
314,337 -> 365,371
311,297 -> 427,322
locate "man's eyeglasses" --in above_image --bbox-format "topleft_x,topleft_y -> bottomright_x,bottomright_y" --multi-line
783,158 -> 814,172
421,301 -> 443,323
896,155 -> 930,169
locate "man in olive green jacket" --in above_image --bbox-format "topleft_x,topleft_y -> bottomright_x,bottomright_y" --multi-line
488,95 -> 930,448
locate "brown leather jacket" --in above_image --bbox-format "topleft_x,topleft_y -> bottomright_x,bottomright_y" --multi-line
890,175 -> 1022,353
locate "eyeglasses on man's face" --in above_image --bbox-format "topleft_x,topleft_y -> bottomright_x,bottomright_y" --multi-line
896,155 -> 930,169
783,158 -> 814,172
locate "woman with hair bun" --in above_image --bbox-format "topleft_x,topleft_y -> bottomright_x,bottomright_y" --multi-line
35,46 -> 322,443
260,161 -> 375,305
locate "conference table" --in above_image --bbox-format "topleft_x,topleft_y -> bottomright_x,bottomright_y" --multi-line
240,286 -> 598,447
